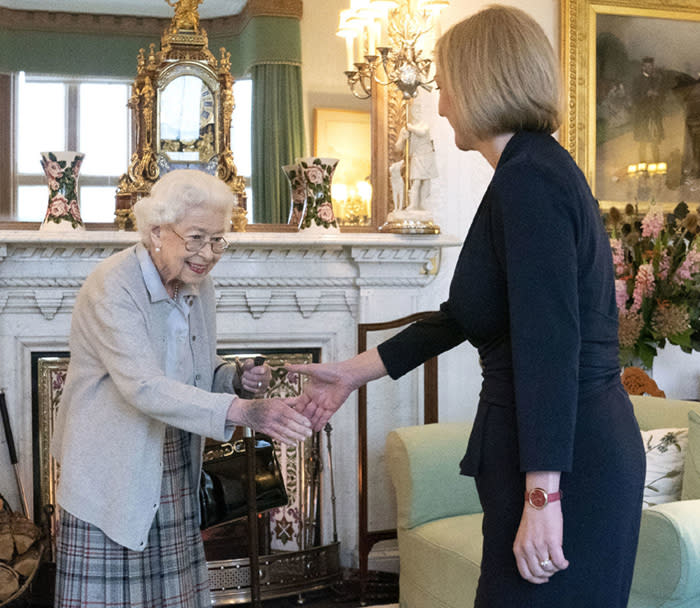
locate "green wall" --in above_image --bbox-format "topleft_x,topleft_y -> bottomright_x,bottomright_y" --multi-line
0,15 -> 301,78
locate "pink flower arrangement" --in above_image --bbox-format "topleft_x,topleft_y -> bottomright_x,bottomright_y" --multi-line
605,202 -> 700,368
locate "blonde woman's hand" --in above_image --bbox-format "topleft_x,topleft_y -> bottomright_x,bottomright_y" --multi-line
513,501 -> 569,584
285,362 -> 355,431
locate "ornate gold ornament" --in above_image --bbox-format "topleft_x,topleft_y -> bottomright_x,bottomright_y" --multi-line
115,0 -> 247,230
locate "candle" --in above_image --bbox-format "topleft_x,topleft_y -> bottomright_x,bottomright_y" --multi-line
337,9 -> 357,72
372,20 -> 381,55
357,28 -> 365,63
345,37 -> 355,71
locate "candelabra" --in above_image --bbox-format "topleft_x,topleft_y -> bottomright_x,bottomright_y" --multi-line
337,0 -> 448,234
337,0 -> 448,100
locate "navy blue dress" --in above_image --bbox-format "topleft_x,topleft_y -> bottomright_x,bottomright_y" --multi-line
378,131 -> 645,607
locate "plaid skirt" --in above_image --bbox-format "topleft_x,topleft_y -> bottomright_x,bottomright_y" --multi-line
55,426 -> 211,608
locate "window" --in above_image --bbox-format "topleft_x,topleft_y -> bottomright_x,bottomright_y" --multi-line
16,73 -> 131,223
231,78 -> 253,220
14,73 -> 252,224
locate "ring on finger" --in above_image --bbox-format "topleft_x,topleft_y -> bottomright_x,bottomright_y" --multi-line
257,381 -> 262,388
539,559 -> 552,568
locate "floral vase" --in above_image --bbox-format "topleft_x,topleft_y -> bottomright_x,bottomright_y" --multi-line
296,157 -> 340,233
283,163 -> 307,229
39,151 -> 85,231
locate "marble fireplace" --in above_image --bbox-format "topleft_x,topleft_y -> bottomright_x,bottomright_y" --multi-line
0,229 -> 460,572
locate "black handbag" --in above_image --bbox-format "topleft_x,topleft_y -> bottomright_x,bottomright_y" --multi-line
199,434 -> 288,530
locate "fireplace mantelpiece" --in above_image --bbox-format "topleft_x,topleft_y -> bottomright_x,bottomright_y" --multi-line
0,229 -> 460,567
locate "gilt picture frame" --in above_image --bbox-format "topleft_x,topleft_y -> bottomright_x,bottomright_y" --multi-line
313,108 -> 372,227
561,0 -> 700,211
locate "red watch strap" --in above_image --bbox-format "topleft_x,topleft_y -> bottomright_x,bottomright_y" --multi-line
547,490 -> 561,503
525,488 -> 562,509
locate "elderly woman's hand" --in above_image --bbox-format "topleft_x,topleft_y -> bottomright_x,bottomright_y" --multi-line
240,359 -> 272,397
227,397 -> 312,446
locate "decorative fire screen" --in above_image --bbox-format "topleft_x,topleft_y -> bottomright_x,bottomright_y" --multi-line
32,349 -> 322,553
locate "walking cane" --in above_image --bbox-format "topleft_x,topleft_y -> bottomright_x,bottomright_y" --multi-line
0,389 -> 30,517
244,427 -> 262,607
238,356 -> 266,608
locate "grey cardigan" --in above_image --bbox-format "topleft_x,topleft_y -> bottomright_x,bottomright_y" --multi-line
52,244 -> 236,551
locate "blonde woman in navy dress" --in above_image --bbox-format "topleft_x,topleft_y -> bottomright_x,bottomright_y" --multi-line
51,170 -> 312,607
288,6 -> 645,607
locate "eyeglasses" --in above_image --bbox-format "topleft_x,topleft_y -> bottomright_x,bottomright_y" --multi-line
170,228 -> 229,254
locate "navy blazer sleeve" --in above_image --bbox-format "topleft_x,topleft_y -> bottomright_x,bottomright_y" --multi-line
490,161 -> 580,472
377,307 -> 468,379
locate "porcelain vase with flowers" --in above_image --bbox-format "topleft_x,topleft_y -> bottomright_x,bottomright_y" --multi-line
284,157 -> 339,234
40,151 -> 85,231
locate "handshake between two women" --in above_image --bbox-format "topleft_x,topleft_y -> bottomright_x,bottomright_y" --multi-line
237,348 -> 385,445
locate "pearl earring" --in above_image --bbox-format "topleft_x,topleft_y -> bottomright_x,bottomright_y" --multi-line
155,247 -> 161,252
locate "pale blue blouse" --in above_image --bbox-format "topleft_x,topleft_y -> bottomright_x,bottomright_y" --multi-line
136,245 -> 197,385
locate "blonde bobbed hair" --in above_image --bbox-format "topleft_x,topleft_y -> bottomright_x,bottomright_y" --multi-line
132,169 -> 235,244
435,5 -> 561,140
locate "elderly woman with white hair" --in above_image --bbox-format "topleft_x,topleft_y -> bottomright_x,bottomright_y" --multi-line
51,169 -> 312,608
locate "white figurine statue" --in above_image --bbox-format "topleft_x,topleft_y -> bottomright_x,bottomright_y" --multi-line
394,103 -> 438,211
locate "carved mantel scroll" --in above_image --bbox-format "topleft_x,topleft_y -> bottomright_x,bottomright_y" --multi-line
0,231 -> 458,320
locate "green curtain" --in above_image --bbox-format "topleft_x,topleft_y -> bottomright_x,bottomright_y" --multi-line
251,63 -> 306,224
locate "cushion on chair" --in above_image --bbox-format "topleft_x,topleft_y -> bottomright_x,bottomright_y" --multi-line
681,410 -> 700,501
631,395 -> 700,431
398,513 -> 483,608
641,427 -> 688,508
386,422 -> 480,530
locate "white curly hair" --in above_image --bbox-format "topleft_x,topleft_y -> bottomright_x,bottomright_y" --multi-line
132,169 -> 235,244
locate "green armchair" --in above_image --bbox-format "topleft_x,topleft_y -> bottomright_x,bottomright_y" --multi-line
385,395 -> 700,608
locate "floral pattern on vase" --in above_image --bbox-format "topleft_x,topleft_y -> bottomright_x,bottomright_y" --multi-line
283,163 -> 307,229
295,157 -> 339,231
40,151 -> 85,231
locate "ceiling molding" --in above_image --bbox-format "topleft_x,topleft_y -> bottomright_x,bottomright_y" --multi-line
0,6 -> 168,35
0,0 -> 302,36
209,0 -> 302,35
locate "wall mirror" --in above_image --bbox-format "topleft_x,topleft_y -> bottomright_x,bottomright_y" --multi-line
0,0 -> 389,231
561,0 -> 700,211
